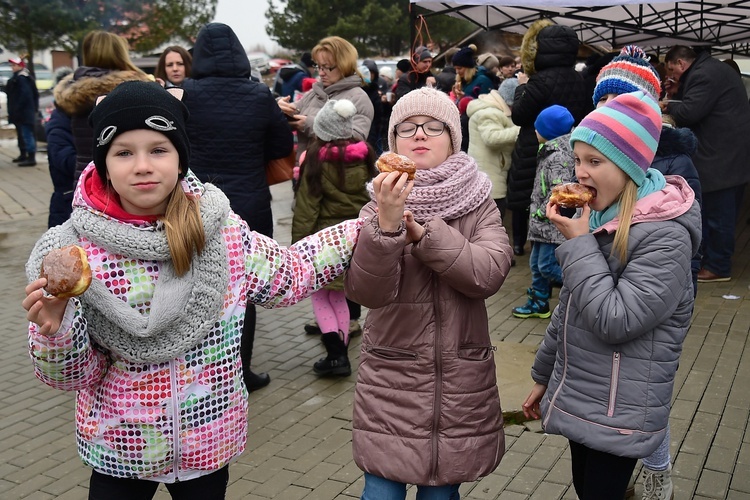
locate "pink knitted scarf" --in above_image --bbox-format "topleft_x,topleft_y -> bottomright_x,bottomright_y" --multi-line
368,152 -> 492,222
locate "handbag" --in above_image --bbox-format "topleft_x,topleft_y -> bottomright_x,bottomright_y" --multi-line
266,150 -> 296,185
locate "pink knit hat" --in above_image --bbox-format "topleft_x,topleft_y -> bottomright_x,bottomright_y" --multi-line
388,87 -> 461,153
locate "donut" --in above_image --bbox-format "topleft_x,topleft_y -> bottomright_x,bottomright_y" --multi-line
550,183 -> 596,208
40,245 -> 92,299
376,152 -> 417,181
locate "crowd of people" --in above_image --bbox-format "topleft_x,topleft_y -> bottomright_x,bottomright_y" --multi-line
10,15 -> 749,500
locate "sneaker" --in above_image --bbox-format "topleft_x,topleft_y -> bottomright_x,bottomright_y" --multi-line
697,268 -> 730,283
512,288 -> 551,319
349,319 -> 362,337
641,465 -> 673,500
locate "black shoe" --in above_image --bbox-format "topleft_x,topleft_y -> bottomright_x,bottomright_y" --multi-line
12,154 -> 27,163
513,244 -> 525,256
304,320 -> 322,335
243,370 -> 270,393
18,154 -> 36,167
314,332 -> 351,376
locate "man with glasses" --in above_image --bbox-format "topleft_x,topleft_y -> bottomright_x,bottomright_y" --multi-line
395,46 -> 436,101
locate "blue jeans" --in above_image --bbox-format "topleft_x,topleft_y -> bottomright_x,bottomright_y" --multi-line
361,473 -> 460,500
701,184 -> 746,277
17,123 -> 36,154
530,241 -> 562,294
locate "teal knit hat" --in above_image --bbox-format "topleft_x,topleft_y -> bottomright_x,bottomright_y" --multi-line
570,91 -> 661,186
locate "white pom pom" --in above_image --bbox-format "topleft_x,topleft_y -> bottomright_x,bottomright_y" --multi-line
334,99 -> 357,119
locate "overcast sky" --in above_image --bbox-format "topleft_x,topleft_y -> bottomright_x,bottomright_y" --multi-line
214,0 -> 281,53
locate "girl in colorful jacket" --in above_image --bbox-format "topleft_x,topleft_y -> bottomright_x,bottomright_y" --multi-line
522,92 -> 701,499
292,99 -> 377,377
345,87 -> 514,498
22,82 -> 363,499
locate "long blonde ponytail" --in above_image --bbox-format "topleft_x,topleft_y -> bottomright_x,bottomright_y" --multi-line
163,184 -> 205,276
611,180 -> 638,264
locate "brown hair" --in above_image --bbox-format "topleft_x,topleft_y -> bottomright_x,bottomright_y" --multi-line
163,185 -> 205,276
155,46 -> 192,84
312,36 -> 359,78
664,45 -> 696,64
82,31 -> 144,74
611,180 -> 638,263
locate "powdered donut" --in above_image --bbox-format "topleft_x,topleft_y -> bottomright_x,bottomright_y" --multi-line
376,152 -> 417,181
550,183 -> 596,208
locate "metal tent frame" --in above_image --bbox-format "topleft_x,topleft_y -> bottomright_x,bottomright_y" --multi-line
412,0 -> 750,56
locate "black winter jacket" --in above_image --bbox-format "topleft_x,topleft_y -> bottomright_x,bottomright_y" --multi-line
5,69 -> 38,125
507,21 -> 592,211
182,23 -> 294,237
666,51 -> 750,193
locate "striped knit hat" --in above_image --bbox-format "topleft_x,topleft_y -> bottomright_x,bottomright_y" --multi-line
593,46 -> 661,105
570,91 -> 661,186
389,87 -> 461,153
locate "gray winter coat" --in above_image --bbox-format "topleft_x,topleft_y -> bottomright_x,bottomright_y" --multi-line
666,51 -> 750,193
531,175 -> 701,459
527,133 -> 575,245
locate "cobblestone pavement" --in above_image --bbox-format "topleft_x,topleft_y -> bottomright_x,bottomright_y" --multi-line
0,140 -> 748,499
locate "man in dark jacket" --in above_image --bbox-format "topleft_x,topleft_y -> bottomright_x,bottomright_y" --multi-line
5,57 -> 39,166
182,22 -> 295,393
272,52 -> 313,98
395,46 -> 436,100
507,20 -> 592,255
664,45 -> 750,282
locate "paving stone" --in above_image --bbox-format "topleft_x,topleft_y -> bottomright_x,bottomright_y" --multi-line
695,469 -> 730,498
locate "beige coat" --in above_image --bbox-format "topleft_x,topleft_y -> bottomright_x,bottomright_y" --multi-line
345,197 -> 512,486
467,98 -> 519,201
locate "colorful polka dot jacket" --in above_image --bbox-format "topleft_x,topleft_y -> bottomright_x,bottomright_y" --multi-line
27,165 -> 363,481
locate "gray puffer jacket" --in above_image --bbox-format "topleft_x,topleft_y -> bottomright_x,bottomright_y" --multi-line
532,175 -> 701,459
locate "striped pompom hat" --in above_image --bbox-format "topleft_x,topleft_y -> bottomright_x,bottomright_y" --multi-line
570,91 -> 661,186
593,45 -> 661,105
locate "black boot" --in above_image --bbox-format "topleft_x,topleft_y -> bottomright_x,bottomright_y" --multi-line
12,153 -> 27,163
240,305 -> 270,393
18,153 -> 36,167
314,332 -> 351,376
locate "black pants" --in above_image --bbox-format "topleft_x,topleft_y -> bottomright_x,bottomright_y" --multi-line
347,298 -> 360,321
512,208 -> 528,250
240,305 -> 257,373
88,467 -> 229,500
569,440 -> 637,500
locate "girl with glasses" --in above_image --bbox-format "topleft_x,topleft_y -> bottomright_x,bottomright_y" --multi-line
345,87 -> 513,499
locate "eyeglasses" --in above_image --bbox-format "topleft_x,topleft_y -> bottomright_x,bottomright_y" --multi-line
394,120 -> 447,138
313,64 -> 337,72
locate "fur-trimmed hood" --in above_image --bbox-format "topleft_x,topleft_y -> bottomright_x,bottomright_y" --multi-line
656,125 -> 698,158
520,19 -> 580,76
53,67 -> 151,117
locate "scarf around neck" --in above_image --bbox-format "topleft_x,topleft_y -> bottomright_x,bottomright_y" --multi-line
367,152 -> 492,222
589,168 -> 667,231
26,173 -> 232,364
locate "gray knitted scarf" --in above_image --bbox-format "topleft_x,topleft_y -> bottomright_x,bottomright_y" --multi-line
26,184 -> 231,364
367,152 -> 492,223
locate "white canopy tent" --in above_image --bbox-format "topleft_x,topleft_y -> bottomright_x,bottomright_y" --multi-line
412,0 -> 750,56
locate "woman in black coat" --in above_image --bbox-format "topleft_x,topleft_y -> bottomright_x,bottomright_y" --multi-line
507,19 -> 592,254
182,22 -> 294,393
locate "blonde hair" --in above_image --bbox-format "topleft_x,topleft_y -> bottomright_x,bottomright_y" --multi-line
312,36 -> 359,78
611,180 -> 638,263
82,31 -> 144,74
456,66 -> 477,85
163,184 -> 205,276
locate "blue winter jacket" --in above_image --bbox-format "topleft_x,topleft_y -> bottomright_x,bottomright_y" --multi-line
44,107 -> 76,227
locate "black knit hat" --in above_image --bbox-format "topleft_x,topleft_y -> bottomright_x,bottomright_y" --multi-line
89,81 -> 190,181
452,45 -> 477,68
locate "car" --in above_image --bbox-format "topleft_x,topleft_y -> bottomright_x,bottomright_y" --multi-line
246,52 -> 271,74
34,68 -> 54,91
268,58 -> 292,74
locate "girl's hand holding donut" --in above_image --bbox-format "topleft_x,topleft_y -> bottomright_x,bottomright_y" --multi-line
23,278 -> 69,336
546,200 -> 591,240
373,171 -> 413,232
